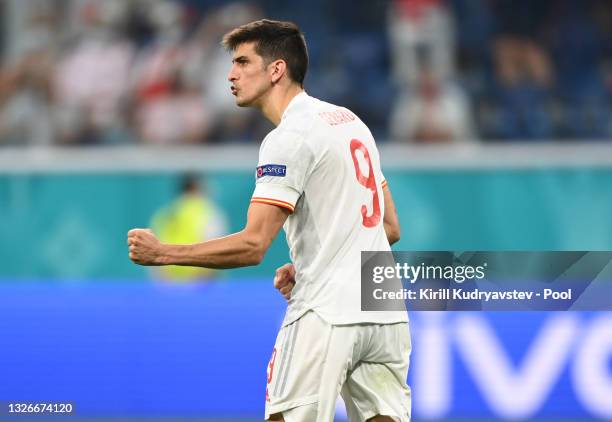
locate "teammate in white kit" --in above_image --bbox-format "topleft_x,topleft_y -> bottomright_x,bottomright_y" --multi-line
127,19 -> 410,422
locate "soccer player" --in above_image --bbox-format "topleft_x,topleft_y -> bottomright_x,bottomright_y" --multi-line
127,19 -> 411,422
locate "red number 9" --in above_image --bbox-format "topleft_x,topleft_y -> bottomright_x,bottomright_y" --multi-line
349,139 -> 381,228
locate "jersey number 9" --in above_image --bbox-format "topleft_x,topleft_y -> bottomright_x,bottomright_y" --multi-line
349,139 -> 381,228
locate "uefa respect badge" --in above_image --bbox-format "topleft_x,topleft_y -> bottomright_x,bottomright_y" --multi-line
256,164 -> 287,179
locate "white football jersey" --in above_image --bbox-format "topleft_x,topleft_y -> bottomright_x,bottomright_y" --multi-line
252,92 -> 407,326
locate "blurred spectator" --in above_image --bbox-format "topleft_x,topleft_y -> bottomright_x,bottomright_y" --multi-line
487,46 -> 554,140
0,3 -> 60,145
486,0 -> 555,140
185,2 -> 265,142
130,0 -> 210,144
0,51 -> 56,145
387,0 -> 455,87
151,174 -> 228,282
390,65 -> 475,143
53,0 -> 134,144
131,0 -> 188,107
1,0 -> 612,143
135,70 -> 211,144
4,0 -> 65,64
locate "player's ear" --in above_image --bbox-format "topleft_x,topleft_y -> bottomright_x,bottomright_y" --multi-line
269,59 -> 287,84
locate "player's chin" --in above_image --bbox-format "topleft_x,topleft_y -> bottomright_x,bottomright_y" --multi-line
235,97 -> 251,107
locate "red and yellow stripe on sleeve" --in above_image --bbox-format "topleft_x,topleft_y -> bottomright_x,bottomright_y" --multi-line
381,180 -> 388,189
251,197 -> 295,213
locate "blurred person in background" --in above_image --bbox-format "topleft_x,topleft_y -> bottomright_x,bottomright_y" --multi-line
390,64 -> 475,143
184,2 -> 266,142
487,0 -> 554,140
130,0 -> 188,103
130,0 -> 212,144
53,0 -> 134,144
386,0 -> 474,143
128,0 -> 211,146
387,0 -> 455,88
150,174 -> 228,281
0,2 -> 60,145
135,68 -> 211,145
0,44 -> 56,146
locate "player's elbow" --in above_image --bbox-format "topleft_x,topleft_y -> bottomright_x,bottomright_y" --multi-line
244,244 -> 265,266
242,234 -> 267,266
386,223 -> 401,246
388,230 -> 400,246
248,249 -> 265,266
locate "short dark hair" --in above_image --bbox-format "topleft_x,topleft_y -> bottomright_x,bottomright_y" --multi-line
180,174 -> 201,194
222,19 -> 308,86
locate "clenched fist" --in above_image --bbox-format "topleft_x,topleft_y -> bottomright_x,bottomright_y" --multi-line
127,228 -> 164,266
274,263 -> 296,300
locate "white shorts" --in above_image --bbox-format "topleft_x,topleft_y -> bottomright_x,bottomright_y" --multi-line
265,311 -> 411,422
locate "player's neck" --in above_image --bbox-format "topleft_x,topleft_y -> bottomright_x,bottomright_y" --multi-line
259,84 -> 304,126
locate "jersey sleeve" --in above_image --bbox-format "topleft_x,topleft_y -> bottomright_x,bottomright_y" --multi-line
380,161 -> 387,189
251,129 -> 313,213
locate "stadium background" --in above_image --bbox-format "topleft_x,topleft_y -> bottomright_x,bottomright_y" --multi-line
1,0 -> 612,421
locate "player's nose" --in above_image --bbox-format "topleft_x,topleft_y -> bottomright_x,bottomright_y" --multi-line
227,65 -> 238,82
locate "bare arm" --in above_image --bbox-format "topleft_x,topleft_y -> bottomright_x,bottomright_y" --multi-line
128,202 -> 289,269
383,184 -> 401,245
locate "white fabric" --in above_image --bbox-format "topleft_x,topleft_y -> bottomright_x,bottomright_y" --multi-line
252,92 -> 408,326
264,311 -> 411,421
